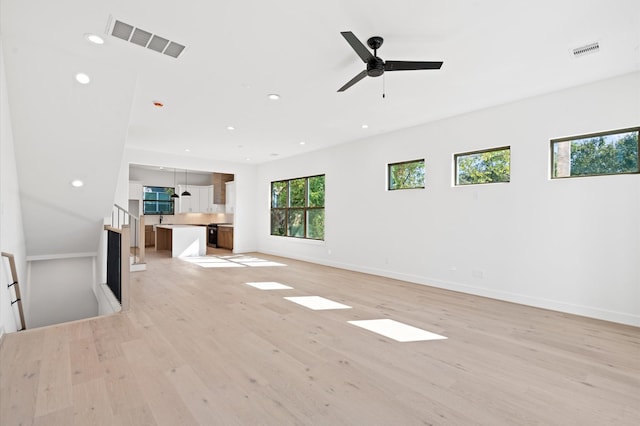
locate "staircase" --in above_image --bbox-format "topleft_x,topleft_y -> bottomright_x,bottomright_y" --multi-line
111,204 -> 146,272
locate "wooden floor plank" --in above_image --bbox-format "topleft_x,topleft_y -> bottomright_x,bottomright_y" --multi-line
1,249 -> 639,425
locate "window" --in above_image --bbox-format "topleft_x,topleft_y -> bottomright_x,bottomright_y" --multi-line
388,159 -> 425,190
271,175 -> 325,240
143,186 -> 175,215
455,146 -> 510,185
551,127 -> 639,179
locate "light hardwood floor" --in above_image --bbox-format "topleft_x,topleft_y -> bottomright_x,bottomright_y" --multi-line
1,250 -> 639,425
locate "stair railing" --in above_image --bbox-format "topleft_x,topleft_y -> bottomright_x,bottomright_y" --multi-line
112,203 -> 145,265
1,252 -> 26,331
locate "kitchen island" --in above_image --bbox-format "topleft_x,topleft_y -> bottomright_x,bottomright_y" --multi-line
155,225 -> 207,257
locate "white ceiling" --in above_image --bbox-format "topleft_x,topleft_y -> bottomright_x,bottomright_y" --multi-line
2,0 -> 639,166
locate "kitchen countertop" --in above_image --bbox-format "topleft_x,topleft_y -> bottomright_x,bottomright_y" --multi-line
156,224 -> 204,229
217,224 -> 234,228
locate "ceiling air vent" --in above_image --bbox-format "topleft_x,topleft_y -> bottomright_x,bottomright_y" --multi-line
109,18 -> 186,59
572,42 -> 600,58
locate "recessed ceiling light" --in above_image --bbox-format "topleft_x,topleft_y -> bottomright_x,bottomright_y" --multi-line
184,148 -> 191,152
227,126 -> 235,131
75,73 -> 90,84
270,153 -> 279,157
245,157 -> 251,161
361,124 -> 369,129
71,179 -> 84,187
299,141 -> 306,145
84,33 -> 104,45
267,94 -> 280,100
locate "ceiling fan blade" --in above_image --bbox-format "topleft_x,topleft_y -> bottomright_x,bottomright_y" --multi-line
384,60 -> 443,71
337,70 -> 368,92
341,31 -> 374,63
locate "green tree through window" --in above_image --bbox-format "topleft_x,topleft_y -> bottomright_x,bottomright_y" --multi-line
455,147 -> 510,185
552,128 -> 639,178
388,159 -> 425,190
271,175 -> 325,240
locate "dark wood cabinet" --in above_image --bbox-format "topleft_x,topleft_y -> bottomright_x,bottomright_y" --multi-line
217,226 -> 233,250
144,225 -> 155,247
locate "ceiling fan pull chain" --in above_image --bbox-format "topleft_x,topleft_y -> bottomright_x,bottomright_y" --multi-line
382,73 -> 386,99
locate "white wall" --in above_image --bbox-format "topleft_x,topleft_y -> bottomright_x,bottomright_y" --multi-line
256,72 -> 640,326
27,256 -> 98,328
0,43 -> 27,336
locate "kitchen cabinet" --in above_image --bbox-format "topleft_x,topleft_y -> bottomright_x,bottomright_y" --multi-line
156,225 -> 207,257
199,186 -> 214,213
217,225 -> 234,250
128,181 -> 142,201
225,181 -> 235,214
144,225 -> 155,247
176,185 -> 214,213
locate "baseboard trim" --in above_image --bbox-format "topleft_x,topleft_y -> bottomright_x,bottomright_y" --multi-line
259,249 -> 640,327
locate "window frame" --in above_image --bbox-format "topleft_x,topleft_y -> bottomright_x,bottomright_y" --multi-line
142,186 -> 175,215
270,174 -> 325,241
388,159 -> 425,191
454,146 -> 511,186
550,127 -> 640,179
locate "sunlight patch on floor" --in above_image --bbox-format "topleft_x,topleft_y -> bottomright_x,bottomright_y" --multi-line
181,255 -> 287,268
246,282 -> 294,290
284,296 -> 352,310
348,319 -> 447,342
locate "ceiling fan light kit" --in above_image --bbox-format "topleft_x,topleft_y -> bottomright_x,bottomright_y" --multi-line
338,31 -> 443,92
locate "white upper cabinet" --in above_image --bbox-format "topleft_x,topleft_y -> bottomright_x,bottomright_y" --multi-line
128,181 -> 142,201
176,185 -> 214,213
225,181 -> 235,214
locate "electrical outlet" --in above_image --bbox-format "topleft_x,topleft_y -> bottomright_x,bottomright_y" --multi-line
472,269 -> 484,278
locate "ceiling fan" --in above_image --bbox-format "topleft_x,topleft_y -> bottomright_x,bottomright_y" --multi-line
338,31 -> 443,92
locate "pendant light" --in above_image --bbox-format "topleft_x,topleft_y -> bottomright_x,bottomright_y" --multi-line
171,168 -> 179,199
181,169 -> 191,196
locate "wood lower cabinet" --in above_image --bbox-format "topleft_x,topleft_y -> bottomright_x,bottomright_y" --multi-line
217,226 -> 233,250
155,227 -> 172,251
145,225 -> 155,247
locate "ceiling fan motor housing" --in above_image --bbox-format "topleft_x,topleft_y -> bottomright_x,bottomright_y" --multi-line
367,57 -> 385,77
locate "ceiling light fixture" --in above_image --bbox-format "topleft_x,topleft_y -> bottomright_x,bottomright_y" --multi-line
75,73 -> 90,84
71,179 -> 84,187
171,168 -> 179,199
184,148 -> 190,152
181,169 -> 191,196
267,94 -> 280,100
84,33 -> 104,44
361,124 -> 369,129
227,126 -> 235,131
299,141 -> 306,145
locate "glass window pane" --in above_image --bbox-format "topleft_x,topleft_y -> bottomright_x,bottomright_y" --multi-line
289,179 -> 305,207
389,159 -> 425,190
271,181 -> 287,208
455,147 -> 510,185
552,129 -> 639,178
307,209 -> 325,240
142,186 -> 175,214
308,175 -> 325,207
270,210 -> 286,236
287,209 -> 304,237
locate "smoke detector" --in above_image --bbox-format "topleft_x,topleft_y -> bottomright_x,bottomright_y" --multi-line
572,42 -> 600,58
107,17 -> 186,58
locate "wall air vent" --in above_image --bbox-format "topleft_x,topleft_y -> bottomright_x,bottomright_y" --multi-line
572,42 -> 600,58
109,18 -> 186,59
